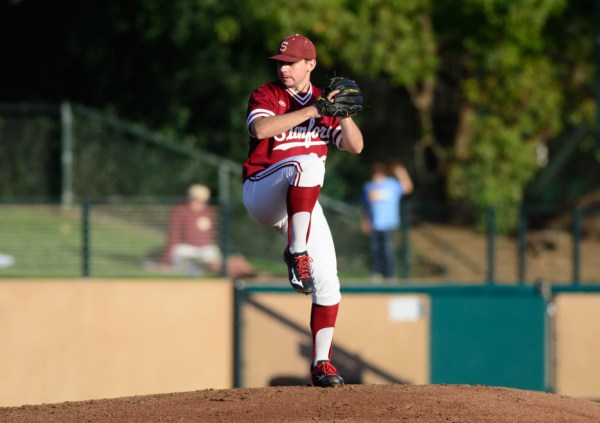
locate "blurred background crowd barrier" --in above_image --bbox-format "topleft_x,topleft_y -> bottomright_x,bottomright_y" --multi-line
1,200 -> 599,285
1,102 -> 599,284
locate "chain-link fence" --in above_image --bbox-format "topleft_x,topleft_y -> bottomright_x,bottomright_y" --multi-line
405,203 -> 600,285
1,102 -> 599,284
1,199 -> 599,283
0,102 -> 238,202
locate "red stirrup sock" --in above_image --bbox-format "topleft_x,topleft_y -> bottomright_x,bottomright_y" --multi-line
286,186 -> 321,249
287,186 -> 320,215
310,303 -> 339,365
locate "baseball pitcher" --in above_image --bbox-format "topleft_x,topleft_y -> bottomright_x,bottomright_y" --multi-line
242,34 -> 364,387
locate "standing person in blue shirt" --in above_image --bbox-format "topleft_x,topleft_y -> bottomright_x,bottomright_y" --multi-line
361,161 -> 413,282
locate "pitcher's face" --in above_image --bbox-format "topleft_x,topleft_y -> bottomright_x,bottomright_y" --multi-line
276,59 -> 316,92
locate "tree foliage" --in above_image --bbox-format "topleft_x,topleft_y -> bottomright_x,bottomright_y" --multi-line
445,0 -> 568,231
1,0 -> 595,229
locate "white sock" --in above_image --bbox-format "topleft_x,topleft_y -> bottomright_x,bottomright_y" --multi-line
314,327 -> 335,366
289,211 -> 310,253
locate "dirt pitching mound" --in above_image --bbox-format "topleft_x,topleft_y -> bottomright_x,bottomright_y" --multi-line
2,384 -> 600,422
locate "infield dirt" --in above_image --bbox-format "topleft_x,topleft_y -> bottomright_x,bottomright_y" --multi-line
2,383 -> 600,422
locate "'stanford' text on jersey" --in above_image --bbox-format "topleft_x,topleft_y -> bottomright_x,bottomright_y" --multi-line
243,81 -> 342,180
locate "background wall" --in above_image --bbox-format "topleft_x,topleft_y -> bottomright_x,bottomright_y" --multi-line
554,293 -> 600,398
242,293 -> 429,387
3,280 -> 600,407
0,280 -> 232,407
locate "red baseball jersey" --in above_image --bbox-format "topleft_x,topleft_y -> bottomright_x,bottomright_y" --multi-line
243,81 -> 342,180
163,203 -> 216,263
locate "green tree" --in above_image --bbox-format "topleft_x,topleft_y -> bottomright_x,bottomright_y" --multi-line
2,0 -> 596,223
242,0 -> 579,230
444,0 -> 568,231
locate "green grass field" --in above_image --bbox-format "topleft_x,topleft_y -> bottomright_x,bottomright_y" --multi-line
0,205 -> 172,277
0,204 -> 372,280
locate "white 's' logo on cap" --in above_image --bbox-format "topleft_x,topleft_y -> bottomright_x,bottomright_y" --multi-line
280,41 -> 288,52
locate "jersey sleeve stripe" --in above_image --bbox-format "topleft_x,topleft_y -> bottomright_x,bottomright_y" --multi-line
247,108 -> 275,127
332,127 -> 343,149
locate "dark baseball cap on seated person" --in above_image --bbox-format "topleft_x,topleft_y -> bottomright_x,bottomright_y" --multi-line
270,34 -> 316,62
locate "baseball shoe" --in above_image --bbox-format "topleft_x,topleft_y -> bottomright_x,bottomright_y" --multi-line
311,360 -> 344,388
283,249 -> 314,295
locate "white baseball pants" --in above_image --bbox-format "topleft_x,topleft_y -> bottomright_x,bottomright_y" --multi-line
242,154 -> 341,305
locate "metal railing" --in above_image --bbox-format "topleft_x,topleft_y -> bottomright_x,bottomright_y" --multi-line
0,200 -> 598,285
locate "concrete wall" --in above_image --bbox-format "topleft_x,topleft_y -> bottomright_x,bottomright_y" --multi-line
554,293 -> 600,399
3,280 -> 599,406
243,293 -> 429,387
0,280 -> 232,407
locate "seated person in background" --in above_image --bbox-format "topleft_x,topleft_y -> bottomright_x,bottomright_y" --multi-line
163,184 -> 222,275
161,184 -> 257,278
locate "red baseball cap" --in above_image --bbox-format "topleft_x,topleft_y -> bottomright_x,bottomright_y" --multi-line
270,34 -> 316,62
